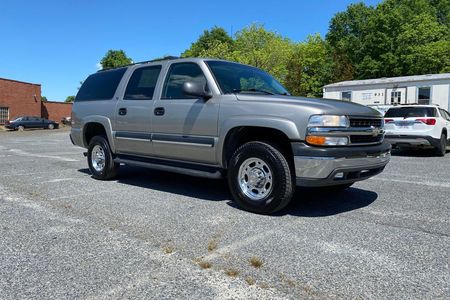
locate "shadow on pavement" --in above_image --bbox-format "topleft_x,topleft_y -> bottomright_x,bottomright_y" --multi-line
390,148 -> 445,157
78,166 -> 378,216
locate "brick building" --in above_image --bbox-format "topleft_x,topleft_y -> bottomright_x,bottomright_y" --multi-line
0,77 -> 72,124
0,78 -> 42,123
41,101 -> 73,123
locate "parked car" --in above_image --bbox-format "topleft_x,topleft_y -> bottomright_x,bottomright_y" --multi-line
5,116 -> 59,131
61,116 -> 72,126
367,105 -> 393,116
70,57 -> 390,214
384,105 -> 450,156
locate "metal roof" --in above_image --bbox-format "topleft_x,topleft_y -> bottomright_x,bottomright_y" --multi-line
324,73 -> 450,88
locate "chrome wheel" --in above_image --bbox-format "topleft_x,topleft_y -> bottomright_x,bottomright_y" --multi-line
91,145 -> 105,172
48,124 -> 54,129
238,157 -> 273,201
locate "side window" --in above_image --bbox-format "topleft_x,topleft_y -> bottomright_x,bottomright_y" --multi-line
442,109 -> 450,121
76,68 -> 127,101
124,65 -> 162,100
162,63 -> 207,99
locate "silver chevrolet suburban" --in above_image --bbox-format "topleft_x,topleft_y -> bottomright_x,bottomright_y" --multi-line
70,57 -> 390,214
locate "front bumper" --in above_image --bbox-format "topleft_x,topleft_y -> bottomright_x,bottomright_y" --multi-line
292,141 -> 391,187
385,135 -> 440,148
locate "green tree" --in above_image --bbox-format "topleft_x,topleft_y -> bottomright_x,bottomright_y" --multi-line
182,27 -> 234,58
231,24 -> 294,84
100,50 -> 133,69
285,34 -> 334,97
65,96 -> 75,103
41,96 -> 48,102
326,0 -> 450,79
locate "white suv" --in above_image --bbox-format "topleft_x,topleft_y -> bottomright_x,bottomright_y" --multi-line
384,105 -> 450,156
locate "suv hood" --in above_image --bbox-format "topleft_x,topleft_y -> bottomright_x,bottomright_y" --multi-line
236,94 -> 382,117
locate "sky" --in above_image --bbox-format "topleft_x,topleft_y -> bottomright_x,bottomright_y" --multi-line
0,0 -> 381,101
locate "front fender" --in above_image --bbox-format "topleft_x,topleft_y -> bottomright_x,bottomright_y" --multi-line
217,115 -> 301,167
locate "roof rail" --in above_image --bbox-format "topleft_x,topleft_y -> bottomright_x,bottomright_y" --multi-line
98,56 -> 179,72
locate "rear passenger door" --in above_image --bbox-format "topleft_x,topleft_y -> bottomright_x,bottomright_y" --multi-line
114,65 -> 162,156
440,109 -> 450,143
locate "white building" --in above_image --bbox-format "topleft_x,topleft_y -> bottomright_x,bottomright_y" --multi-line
323,73 -> 450,111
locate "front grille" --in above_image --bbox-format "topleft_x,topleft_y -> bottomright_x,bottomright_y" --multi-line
350,118 -> 383,127
350,135 -> 383,144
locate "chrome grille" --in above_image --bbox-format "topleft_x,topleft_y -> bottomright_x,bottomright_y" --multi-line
350,118 -> 383,128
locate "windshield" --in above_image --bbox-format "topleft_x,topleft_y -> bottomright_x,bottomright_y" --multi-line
206,61 -> 290,95
385,107 -> 437,118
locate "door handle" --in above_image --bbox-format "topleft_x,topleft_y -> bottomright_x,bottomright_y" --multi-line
118,108 -> 127,116
154,107 -> 165,116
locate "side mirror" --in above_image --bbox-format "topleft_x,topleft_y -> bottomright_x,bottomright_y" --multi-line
182,81 -> 212,100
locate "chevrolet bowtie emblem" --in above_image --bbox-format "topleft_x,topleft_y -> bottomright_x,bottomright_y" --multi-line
371,126 -> 381,137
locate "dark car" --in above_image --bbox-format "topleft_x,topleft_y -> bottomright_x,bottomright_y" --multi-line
5,116 -> 59,131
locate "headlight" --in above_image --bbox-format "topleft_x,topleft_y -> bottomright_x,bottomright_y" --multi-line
308,115 -> 349,127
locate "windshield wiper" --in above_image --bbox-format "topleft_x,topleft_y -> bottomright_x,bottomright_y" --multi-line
232,88 -> 274,95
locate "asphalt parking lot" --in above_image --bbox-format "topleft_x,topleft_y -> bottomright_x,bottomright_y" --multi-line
0,129 -> 448,299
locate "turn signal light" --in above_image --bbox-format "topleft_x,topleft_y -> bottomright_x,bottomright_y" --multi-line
306,135 -> 349,146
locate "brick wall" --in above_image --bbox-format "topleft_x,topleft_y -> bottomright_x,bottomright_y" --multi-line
0,78 -> 42,122
41,101 -> 72,122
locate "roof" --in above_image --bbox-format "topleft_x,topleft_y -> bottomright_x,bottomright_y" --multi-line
0,77 -> 41,86
324,73 -> 450,88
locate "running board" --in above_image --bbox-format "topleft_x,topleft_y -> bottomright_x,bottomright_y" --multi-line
114,155 -> 223,179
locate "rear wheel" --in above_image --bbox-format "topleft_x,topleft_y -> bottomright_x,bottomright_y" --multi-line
435,133 -> 447,157
87,135 -> 119,180
228,142 -> 295,214
17,125 -> 24,131
48,123 -> 55,130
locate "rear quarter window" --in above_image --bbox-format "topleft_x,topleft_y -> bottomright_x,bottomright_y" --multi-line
75,68 -> 127,101
385,107 -> 437,118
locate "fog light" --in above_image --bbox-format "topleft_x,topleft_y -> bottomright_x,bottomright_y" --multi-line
334,172 -> 344,179
306,136 -> 348,146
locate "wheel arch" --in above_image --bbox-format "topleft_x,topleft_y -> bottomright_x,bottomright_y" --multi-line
82,116 -> 115,152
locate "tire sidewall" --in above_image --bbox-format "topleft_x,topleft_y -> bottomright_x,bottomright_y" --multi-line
228,143 -> 292,213
87,136 -> 114,179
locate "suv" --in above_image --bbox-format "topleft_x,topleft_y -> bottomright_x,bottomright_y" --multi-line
384,105 -> 450,156
70,58 -> 390,214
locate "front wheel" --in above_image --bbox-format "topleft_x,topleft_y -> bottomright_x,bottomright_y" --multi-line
48,123 -> 55,130
87,136 -> 119,180
17,125 -> 25,131
228,142 -> 295,214
435,133 -> 447,157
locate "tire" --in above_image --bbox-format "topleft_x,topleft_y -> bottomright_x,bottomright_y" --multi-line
227,141 -> 295,214
87,135 -> 119,180
48,123 -> 55,130
17,125 -> 25,131
435,133 -> 447,157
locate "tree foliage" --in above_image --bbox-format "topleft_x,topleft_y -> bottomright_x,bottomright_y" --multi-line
181,0 -> 450,97
41,96 -> 48,102
100,50 -> 132,70
65,96 -> 75,103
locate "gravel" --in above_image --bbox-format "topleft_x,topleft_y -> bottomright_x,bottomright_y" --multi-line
0,129 -> 448,299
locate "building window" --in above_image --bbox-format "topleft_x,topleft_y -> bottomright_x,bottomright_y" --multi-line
341,91 -> 352,101
362,93 -> 372,101
391,91 -> 401,104
418,87 -> 431,105
0,107 -> 9,124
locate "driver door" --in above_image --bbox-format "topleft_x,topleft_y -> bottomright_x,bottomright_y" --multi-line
151,62 -> 219,164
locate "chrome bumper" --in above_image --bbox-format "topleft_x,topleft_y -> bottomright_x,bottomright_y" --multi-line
292,142 -> 391,187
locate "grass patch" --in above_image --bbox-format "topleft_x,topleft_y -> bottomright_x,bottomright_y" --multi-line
249,256 -> 263,268
224,268 -> 239,277
207,239 -> 218,252
198,261 -> 212,269
163,245 -> 174,254
245,276 -> 255,285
